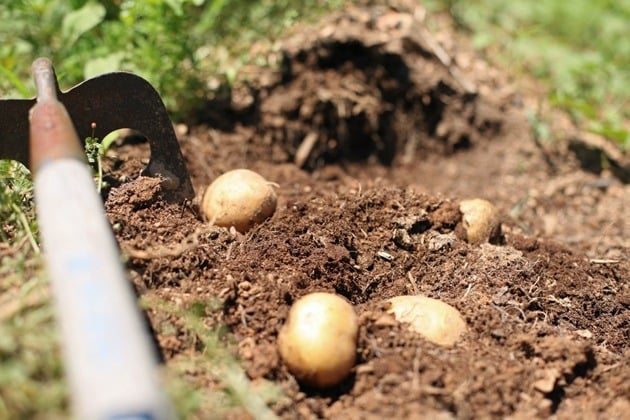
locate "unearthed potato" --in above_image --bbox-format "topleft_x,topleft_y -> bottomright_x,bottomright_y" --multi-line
387,295 -> 466,347
201,169 -> 277,233
278,292 -> 359,388
459,198 -> 500,244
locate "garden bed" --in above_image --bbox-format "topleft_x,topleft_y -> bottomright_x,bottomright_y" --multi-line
101,5 -> 628,418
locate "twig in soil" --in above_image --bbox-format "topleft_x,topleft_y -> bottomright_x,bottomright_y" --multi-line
179,197 -> 196,218
504,302 -> 527,321
601,362 -> 622,374
377,250 -> 394,261
410,19 -> 477,94
546,295 -> 572,308
123,226 -> 209,260
491,303 -> 513,322
294,132 -> 319,168
225,241 -> 236,260
460,283 -> 474,301
238,304 -> 248,329
407,271 -> 420,295
590,259 -> 619,264
529,310 -> 548,328
528,275 -> 542,296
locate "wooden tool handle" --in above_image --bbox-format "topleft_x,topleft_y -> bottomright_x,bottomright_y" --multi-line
30,58 -> 174,419
29,58 -> 85,171
32,57 -> 59,102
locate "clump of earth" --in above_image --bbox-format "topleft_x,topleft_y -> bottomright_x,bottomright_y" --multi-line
102,3 -> 628,419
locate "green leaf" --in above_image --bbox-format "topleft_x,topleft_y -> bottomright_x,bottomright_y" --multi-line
61,1 -> 106,46
0,64 -> 31,98
83,52 -> 125,79
590,123 -> 630,150
165,0 -> 185,16
101,130 -> 121,154
472,32 -> 494,50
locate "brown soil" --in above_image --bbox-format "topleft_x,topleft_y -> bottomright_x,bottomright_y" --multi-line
102,4 -> 628,419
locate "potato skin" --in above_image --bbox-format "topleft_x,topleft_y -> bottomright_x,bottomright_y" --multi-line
387,295 -> 466,347
201,169 -> 277,233
459,198 -> 501,244
278,292 -> 359,388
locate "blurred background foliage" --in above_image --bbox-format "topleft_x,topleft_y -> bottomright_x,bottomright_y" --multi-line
0,0 -> 343,118
0,0 -> 627,147
426,0 -> 629,149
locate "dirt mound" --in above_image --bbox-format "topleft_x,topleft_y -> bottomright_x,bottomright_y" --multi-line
195,6 -> 503,171
101,4 -> 628,419
105,175 -> 628,419
261,14 -> 500,167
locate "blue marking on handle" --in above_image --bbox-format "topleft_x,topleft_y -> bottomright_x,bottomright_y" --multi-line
108,413 -> 156,420
64,253 -> 125,364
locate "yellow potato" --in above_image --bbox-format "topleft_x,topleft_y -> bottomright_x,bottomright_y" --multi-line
278,292 -> 359,388
459,198 -> 500,244
387,295 -> 466,347
201,169 -> 277,233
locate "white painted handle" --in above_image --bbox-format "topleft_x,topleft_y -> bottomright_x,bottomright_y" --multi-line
35,159 -> 174,420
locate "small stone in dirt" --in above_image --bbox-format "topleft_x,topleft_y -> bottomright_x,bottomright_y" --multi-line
377,250 -> 394,261
392,228 -> 414,251
374,314 -> 398,328
533,368 -> 560,394
425,231 -> 456,252
574,329 -> 593,339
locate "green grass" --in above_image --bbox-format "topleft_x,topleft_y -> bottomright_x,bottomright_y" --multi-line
0,0 -> 343,116
0,243 -> 65,418
0,266 -> 280,419
143,296 -> 282,419
426,0 -> 630,150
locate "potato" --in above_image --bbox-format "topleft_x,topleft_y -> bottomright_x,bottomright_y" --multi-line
201,169 -> 277,233
387,295 -> 466,347
459,198 -> 500,244
278,292 -> 359,388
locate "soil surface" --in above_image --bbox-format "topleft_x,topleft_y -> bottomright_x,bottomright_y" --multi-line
102,4 -> 628,419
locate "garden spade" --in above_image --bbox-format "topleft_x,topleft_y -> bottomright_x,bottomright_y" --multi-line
14,58 -> 177,419
0,58 -> 194,199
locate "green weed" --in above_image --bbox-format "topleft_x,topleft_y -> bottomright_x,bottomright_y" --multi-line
0,158 -> 64,417
141,295 -> 282,419
84,122 -> 108,193
0,161 -> 37,247
0,251 -> 67,419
